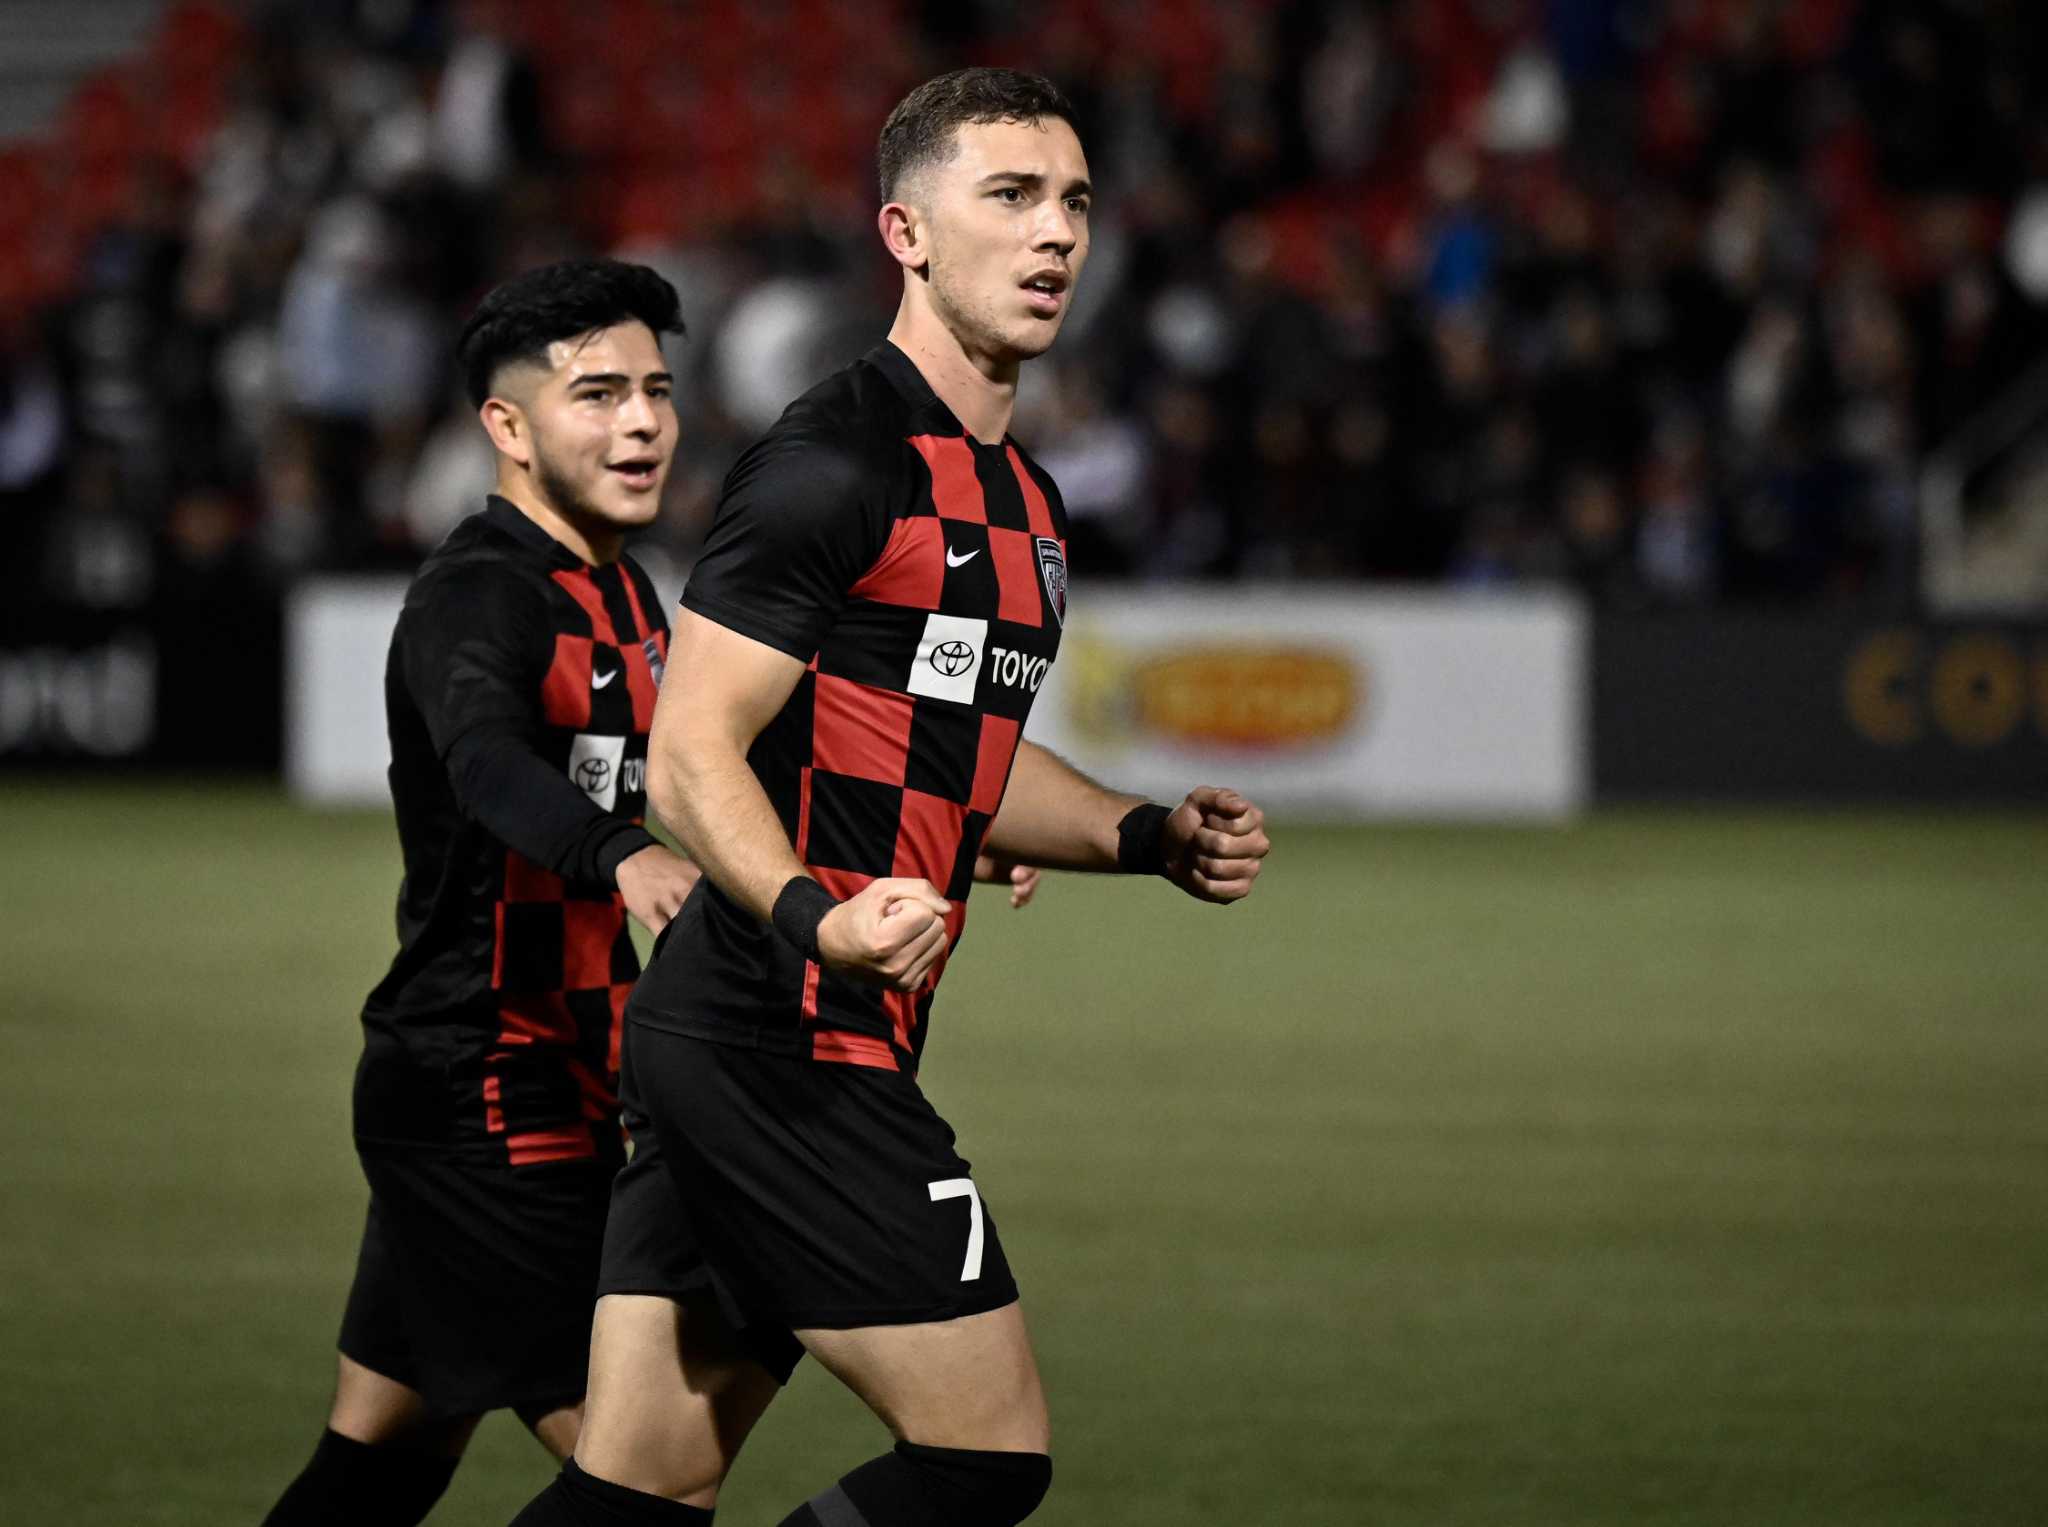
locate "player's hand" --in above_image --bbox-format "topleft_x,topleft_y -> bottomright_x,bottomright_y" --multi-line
974,853 -> 1040,909
817,878 -> 951,992
616,844 -> 701,936
1162,787 -> 1269,904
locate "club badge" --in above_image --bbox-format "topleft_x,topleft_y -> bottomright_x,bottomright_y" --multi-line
1035,537 -> 1067,627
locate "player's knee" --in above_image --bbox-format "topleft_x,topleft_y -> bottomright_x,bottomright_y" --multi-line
896,1441 -> 1052,1526
512,1458 -> 716,1526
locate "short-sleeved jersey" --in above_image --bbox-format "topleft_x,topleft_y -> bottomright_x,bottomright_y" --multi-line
630,343 -> 1069,1074
357,496 -> 670,1163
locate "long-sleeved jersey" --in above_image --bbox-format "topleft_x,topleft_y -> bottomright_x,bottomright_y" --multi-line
354,495 -> 669,1163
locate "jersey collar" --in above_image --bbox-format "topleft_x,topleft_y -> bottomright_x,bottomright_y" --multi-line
482,494 -> 587,570
867,341 -> 978,440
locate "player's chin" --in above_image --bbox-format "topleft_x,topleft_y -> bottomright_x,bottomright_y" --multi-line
594,475 -> 667,526
1005,316 -> 1066,358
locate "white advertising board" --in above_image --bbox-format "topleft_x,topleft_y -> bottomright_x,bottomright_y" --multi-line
1023,587 -> 1588,819
286,577 -> 408,805
288,578 -> 1587,818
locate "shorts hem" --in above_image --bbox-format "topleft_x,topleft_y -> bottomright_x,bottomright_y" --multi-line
337,1338 -> 588,1420
334,1337 -> 416,1396
588,1284 -> 1021,1334
592,1274 -> 715,1301
777,1286 -> 1021,1331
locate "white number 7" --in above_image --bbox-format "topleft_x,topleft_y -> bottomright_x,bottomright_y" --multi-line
927,1177 -> 984,1281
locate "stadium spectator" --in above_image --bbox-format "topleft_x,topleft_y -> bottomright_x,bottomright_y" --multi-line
6,0 -> 2048,607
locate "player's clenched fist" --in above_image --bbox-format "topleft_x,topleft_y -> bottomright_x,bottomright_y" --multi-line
1162,786 -> 1270,904
818,877 -> 952,991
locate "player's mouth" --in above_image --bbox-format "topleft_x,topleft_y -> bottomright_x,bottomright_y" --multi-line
1021,269 -> 1069,317
607,456 -> 662,492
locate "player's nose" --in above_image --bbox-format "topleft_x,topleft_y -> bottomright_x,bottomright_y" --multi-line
1032,207 -> 1078,259
619,388 -> 662,438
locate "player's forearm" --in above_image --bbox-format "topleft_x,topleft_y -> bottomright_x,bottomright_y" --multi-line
981,741 -> 1145,871
647,732 -> 806,923
448,731 -> 657,887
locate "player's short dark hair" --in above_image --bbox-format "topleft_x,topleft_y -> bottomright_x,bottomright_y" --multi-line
876,67 -> 1080,203
457,258 -> 685,408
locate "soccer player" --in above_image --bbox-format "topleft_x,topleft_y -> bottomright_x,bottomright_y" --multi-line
506,70 -> 1272,1527
259,258 -> 702,1526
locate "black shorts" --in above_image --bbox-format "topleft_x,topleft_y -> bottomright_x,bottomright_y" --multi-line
596,1022 -> 1019,1385
338,1141 -> 620,1418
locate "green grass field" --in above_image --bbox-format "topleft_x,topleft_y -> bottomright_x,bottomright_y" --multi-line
3,782 -> 2045,1525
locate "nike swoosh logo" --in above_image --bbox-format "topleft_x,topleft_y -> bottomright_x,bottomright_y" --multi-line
592,667 -> 619,689
946,547 -> 981,567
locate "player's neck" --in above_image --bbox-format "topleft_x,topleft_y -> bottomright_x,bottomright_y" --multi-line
887,309 -> 1018,446
494,475 -> 623,566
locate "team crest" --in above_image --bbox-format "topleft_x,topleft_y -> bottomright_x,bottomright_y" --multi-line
642,636 -> 666,687
1035,537 -> 1067,627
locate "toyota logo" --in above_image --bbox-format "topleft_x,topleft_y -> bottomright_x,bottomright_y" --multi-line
930,639 -> 976,678
575,758 -> 612,792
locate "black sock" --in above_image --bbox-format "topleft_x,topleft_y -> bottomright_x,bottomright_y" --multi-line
776,1442 -> 1051,1527
508,1458 -> 716,1526
260,1428 -> 458,1526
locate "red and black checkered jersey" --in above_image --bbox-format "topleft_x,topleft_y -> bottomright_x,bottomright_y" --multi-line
356,496 -> 670,1164
631,343 -> 1068,1074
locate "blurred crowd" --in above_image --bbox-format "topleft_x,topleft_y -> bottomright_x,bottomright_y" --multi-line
6,0 -> 2048,613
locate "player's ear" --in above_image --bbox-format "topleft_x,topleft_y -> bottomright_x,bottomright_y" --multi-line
878,199 -> 929,276
479,395 -> 532,468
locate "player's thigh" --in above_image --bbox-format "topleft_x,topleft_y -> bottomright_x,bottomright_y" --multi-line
629,1028 -> 1024,1339
797,1299 -> 1050,1455
344,1145 -> 614,1422
328,1352 -> 484,1458
575,1292 -> 782,1507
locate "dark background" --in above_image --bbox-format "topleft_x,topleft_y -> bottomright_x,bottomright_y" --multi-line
5,0 -> 2048,797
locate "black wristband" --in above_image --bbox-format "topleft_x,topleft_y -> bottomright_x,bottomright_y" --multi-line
1115,803 -> 1173,875
771,875 -> 839,962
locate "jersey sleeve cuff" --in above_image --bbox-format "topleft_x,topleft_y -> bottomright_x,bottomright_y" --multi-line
596,824 -> 663,886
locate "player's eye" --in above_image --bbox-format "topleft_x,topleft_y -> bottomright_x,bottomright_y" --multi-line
1065,197 -> 1090,215
994,187 -> 1024,204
